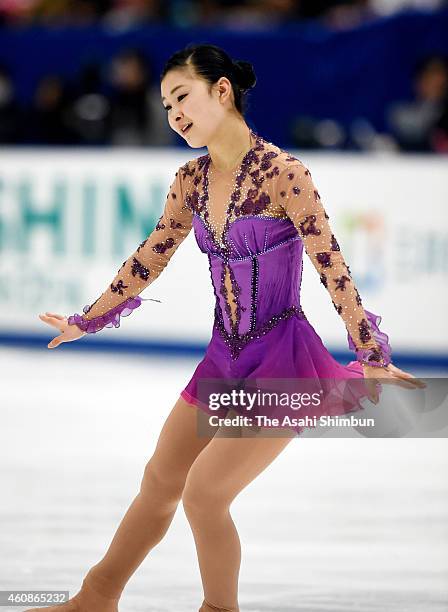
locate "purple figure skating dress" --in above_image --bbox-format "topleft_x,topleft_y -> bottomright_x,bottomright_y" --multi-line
68,130 -> 392,434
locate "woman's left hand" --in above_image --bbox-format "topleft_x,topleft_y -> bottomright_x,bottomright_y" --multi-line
362,362 -> 427,404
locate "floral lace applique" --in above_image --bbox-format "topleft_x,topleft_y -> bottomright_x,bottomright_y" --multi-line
111,279 -> 128,295
334,274 -> 351,291
152,237 -> 176,254
299,215 -> 321,237
131,257 -> 150,281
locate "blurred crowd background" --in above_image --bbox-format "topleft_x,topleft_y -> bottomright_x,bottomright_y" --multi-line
1,0 -> 447,27
0,0 -> 447,151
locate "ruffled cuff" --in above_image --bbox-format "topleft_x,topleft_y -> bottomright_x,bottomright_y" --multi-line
67,296 -> 154,334
347,309 -> 392,367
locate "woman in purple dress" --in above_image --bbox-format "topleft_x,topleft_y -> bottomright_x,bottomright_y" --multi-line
35,44 -> 424,612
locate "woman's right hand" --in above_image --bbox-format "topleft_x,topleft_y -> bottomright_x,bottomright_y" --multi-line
38,312 -> 86,349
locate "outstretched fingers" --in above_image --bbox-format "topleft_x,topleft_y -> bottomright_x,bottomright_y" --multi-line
386,364 -> 427,389
47,334 -> 65,349
362,363 -> 427,404
45,311 -> 67,320
38,313 -> 66,330
363,376 -> 381,404
38,312 -> 84,349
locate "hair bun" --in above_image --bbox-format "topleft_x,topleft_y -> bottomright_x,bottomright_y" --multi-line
232,60 -> 257,91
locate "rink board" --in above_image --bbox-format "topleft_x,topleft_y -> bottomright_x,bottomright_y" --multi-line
0,149 -> 446,360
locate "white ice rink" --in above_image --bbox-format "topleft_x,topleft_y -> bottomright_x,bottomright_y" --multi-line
1,346 -> 447,611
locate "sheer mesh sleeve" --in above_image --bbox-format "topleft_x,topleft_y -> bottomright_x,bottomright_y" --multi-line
68,165 -> 194,333
277,162 -> 392,367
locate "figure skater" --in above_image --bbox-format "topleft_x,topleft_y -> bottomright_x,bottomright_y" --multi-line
33,43 -> 425,612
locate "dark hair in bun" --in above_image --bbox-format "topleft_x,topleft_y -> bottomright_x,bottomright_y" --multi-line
161,43 -> 257,116
232,60 -> 257,92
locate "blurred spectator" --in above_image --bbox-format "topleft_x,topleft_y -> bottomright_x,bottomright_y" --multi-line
289,115 -> 351,150
371,0 -> 448,15
24,74 -> 74,144
199,0 -> 300,29
1,0 -> 447,148
4,0 -> 110,26
1,0 -> 447,27
107,48 -> 173,146
102,0 -> 164,29
289,111 -> 399,153
64,62 -> 111,145
0,65 -> 21,143
320,0 -> 378,29
387,55 -> 448,152
432,101 -> 448,152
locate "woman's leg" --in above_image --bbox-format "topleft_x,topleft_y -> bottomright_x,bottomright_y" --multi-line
24,396 -> 215,612
182,418 -> 295,612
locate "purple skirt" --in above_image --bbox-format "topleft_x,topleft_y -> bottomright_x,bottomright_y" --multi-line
181,311 -> 378,436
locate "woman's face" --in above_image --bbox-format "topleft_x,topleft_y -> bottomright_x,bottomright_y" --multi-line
160,66 -> 234,148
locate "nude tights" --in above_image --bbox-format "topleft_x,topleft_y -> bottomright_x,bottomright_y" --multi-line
26,398 -> 294,612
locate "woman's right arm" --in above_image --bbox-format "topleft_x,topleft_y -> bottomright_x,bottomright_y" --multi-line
39,162 -> 195,346
67,163 -> 195,334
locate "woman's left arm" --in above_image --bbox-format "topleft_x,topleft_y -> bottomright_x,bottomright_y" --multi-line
277,161 -> 426,395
